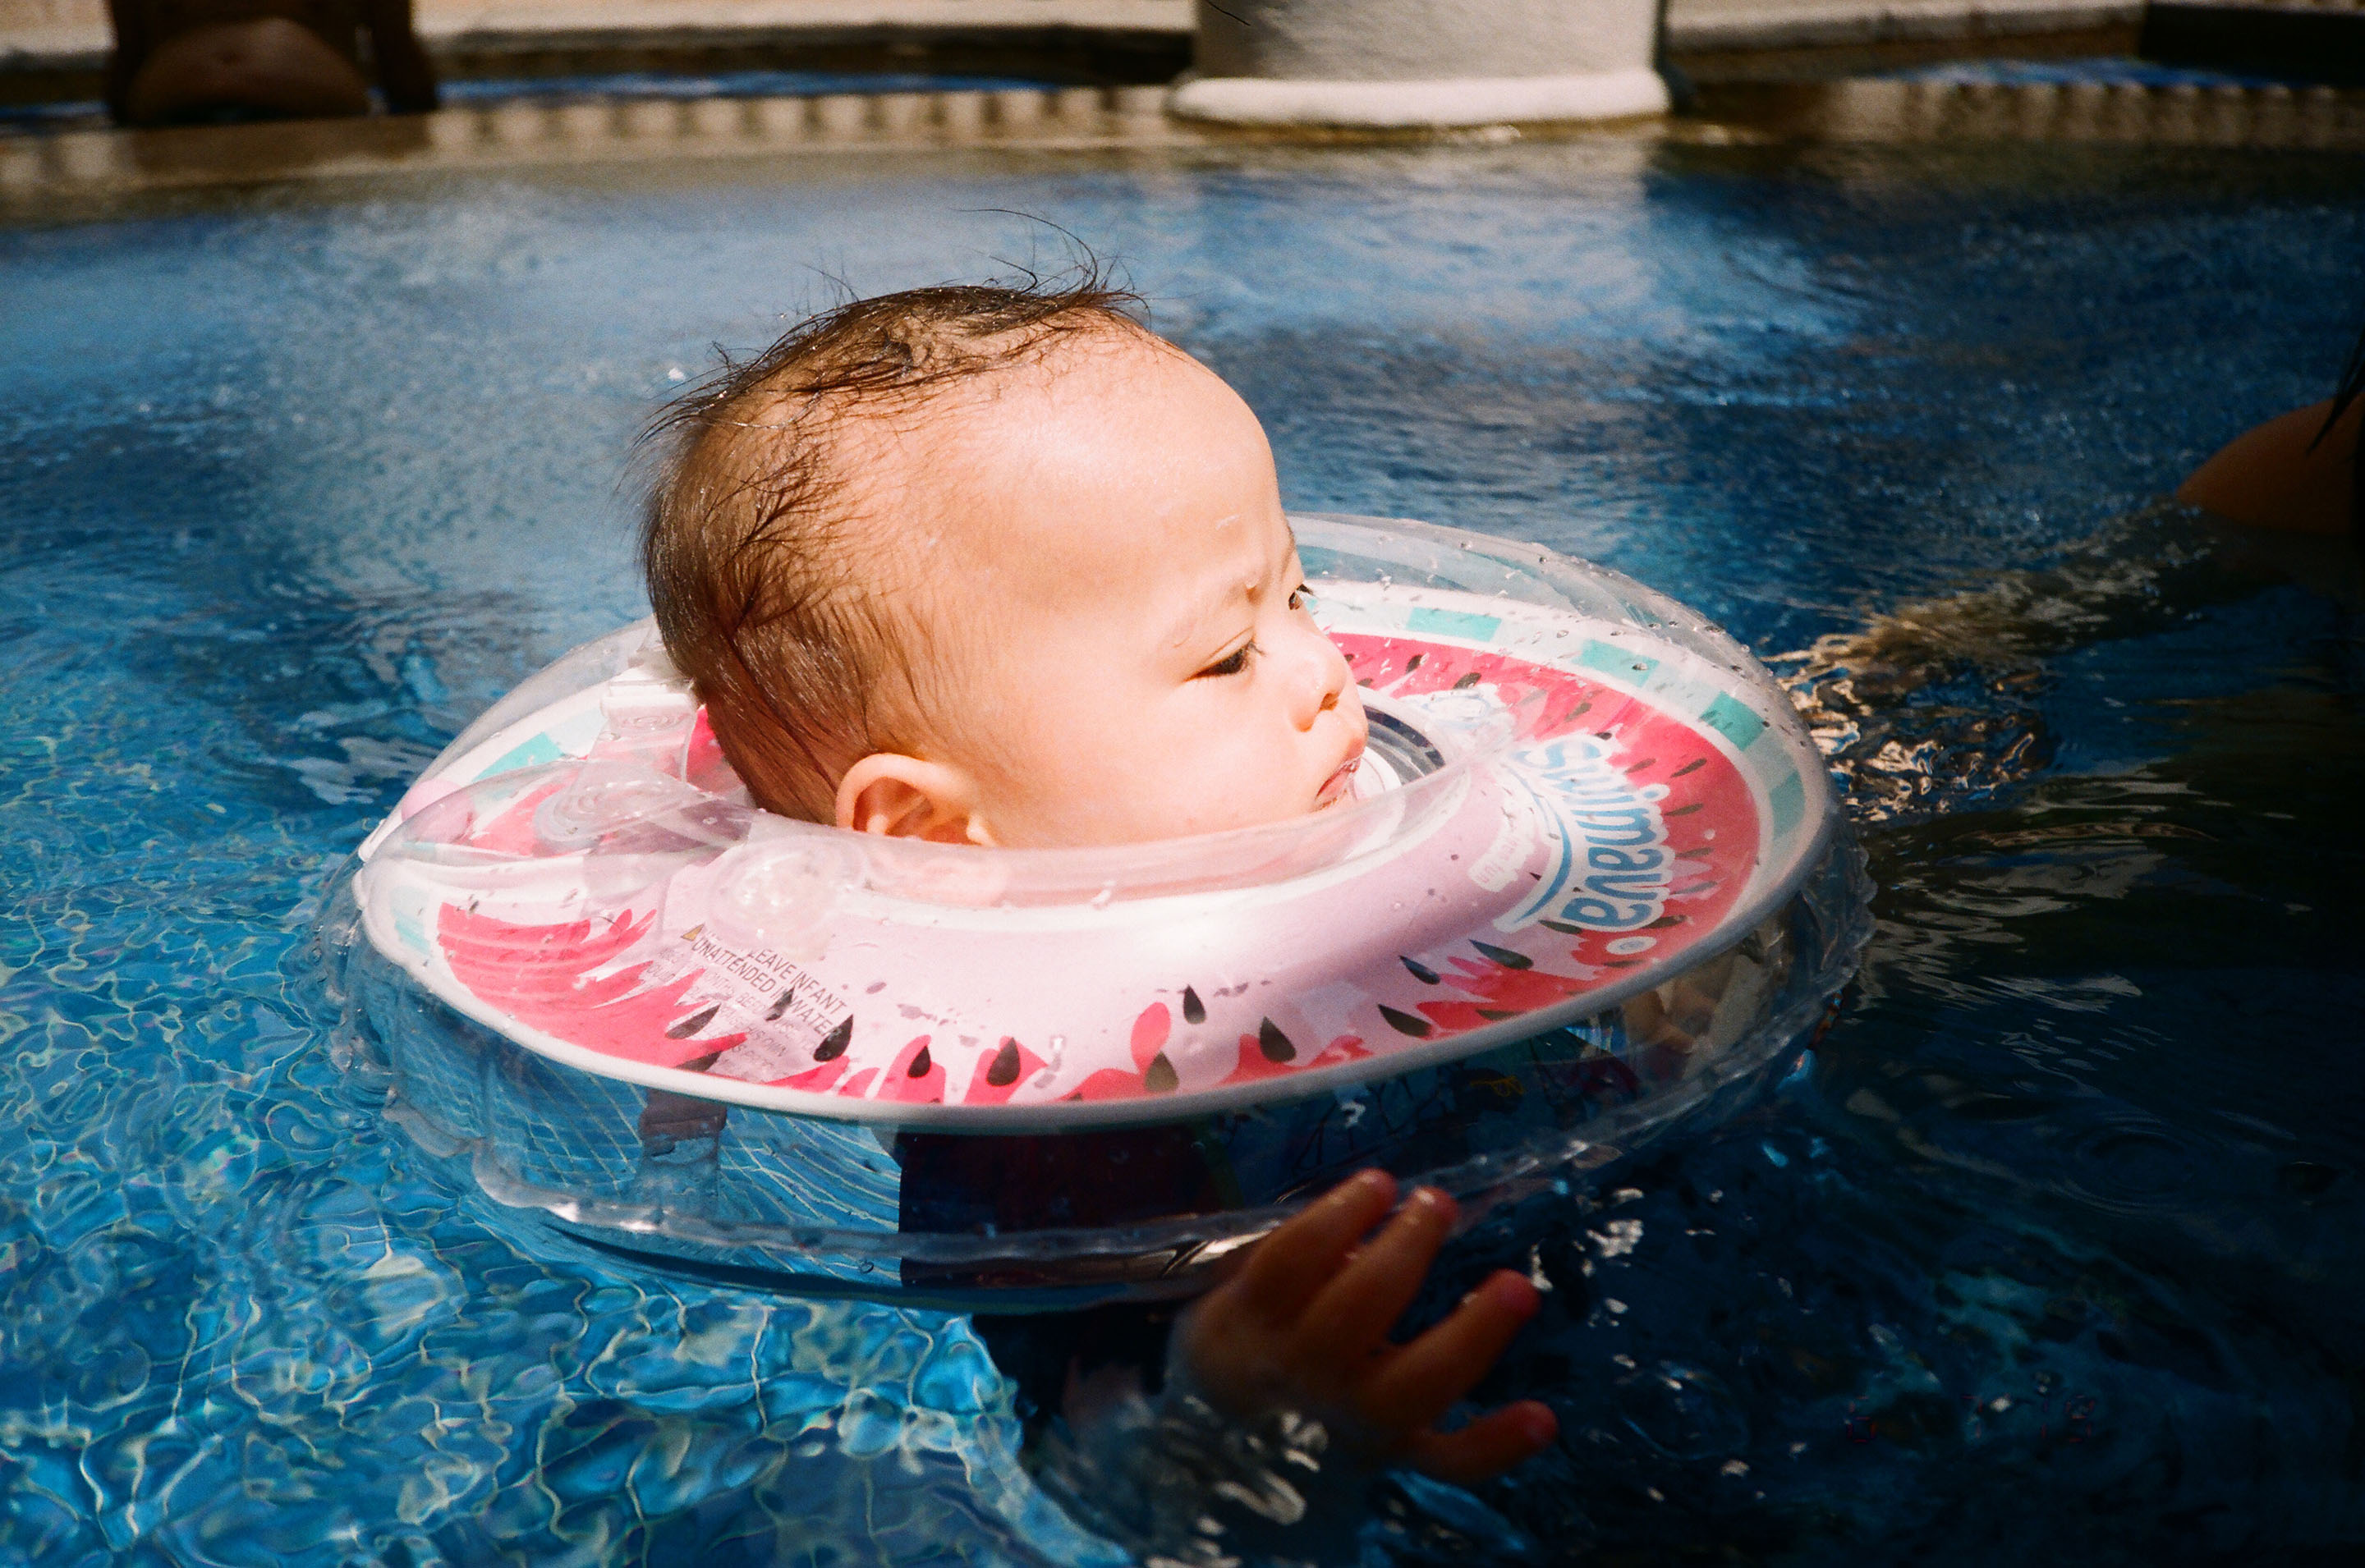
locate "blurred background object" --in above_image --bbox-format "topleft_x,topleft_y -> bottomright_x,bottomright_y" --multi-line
104,0 -> 435,124
6,2 -> 2364,135
2142,1 -> 2365,90
1172,0 -> 1667,127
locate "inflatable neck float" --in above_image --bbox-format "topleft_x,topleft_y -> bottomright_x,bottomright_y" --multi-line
319,515 -> 1871,1307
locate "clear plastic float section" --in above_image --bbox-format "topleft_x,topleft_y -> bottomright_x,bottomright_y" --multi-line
316,516 -> 1872,1309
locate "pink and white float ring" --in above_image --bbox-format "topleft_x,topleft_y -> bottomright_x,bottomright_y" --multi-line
344,515 -> 1845,1133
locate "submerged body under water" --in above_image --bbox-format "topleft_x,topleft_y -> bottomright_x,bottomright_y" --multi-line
1,140 -> 2358,1565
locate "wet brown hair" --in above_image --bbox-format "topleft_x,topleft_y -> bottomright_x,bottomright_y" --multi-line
638,276 -> 1149,820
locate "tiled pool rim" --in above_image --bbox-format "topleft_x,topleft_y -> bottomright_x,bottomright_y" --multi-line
2,76 -> 2361,209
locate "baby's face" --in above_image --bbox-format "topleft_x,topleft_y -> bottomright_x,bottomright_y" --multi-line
847,332 -> 1368,849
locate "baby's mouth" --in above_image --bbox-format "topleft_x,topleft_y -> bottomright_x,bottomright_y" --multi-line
1315,750 -> 1363,809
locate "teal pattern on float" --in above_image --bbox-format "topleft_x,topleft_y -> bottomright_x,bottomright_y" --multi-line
483,731 -> 565,780
1579,640 -> 1660,681
1697,691 -> 1767,752
1768,773 -> 1806,838
1408,606 -> 1504,641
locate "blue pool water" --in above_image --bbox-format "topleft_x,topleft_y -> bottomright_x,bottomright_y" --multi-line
2,141 -> 2361,1563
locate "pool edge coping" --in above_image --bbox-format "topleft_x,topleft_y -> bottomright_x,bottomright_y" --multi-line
4,76 -> 2362,215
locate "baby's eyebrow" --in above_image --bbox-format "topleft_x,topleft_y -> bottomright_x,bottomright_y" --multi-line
1164,578 -> 1254,653
1162,523 -> 1301,653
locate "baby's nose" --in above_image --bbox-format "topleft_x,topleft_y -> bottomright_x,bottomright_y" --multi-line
1290,628 -> 1352,729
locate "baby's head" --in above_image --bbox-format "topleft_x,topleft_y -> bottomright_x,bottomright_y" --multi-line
641,281 -> 1367,850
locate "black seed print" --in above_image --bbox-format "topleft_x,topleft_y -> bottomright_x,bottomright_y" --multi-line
1145,1053 -> 1179,1093
1182,987 -> 1206,1025
1476,1007 -> 1521,1021
1379,1005 -> 1434,1038
1623,758 -> 1656,773
1357,677 -> 1375,688
765,987 -> 796,1021
1539,919 -> 1586,935
1258,1019 -> 1295,1063
1647,914 -> 1686,929
986,1038 -> 1022,1086
1453,671 -> 1481,690
1671,758 -> 1706,777
664,1004 -> 720,1039
1664,802 -> 1704,816
1472,941 -> 1533,970
1405,653 -> 1424,672
813,1015 -> 853,1061
1401,956 -> 1440,984
907,1044 -> 933,1078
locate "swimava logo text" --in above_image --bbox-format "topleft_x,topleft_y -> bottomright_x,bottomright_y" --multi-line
1519,737 -> 1672,932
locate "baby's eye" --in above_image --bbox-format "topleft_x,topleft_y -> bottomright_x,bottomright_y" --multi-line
1287,584 -> 1312,612
1196,640 -> 1258,679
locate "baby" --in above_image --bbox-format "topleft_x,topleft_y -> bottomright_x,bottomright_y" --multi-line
640,280 -> 1555,1486
642,279 -> 1369,847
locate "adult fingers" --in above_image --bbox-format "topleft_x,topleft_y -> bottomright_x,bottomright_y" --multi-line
1357,1269 -> 1540,1433
1401,1401 -> 1559,1488
1230,1167 -> 1398,1321
1292,1186 -> 1458,1357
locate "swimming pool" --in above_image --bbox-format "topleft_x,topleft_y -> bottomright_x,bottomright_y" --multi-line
2,135 -> 2359,1563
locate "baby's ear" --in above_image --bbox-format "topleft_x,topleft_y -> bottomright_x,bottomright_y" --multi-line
835,755 -> 997,846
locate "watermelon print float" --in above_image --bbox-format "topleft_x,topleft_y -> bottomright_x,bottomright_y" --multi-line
318,515 -> 1872,1304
